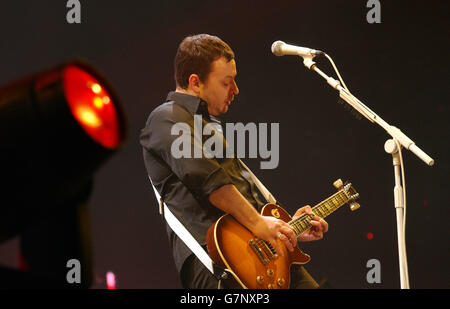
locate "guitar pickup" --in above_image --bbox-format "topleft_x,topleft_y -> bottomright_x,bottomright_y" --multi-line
249,239 -> 269,265
255,237 -> 277,260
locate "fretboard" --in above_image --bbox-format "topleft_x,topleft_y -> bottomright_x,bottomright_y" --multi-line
288,190 -> 349,236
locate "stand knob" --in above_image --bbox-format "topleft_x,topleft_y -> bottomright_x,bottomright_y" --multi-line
384,139 -> 398,154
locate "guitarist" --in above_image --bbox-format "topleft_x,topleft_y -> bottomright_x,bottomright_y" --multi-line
140,34 -> 328,289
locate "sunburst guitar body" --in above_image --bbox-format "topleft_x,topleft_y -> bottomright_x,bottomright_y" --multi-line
206,179 -> 360,289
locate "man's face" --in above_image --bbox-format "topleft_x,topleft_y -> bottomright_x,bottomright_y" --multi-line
199,57 -> 239,116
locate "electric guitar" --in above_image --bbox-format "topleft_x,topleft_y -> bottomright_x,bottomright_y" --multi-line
206,179 -> 360,289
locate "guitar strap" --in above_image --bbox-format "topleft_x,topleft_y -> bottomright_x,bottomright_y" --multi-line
147,175 -> 222,278
147,160 -> 276,277
238,159 -> 277,205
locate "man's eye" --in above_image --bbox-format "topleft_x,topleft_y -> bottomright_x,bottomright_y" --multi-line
223,83 -> 230,87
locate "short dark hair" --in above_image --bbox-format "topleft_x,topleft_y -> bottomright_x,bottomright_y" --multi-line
174,34 -> 235,89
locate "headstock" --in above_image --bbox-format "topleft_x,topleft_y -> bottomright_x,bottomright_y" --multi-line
333,179 -> 360,211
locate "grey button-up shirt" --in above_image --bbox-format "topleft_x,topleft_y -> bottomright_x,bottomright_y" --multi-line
140,91 -> 265,273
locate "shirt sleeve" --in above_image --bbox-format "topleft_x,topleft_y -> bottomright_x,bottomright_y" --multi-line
140,105 -> 233,200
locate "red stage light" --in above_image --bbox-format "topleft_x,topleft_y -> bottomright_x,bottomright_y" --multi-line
63,65 -> 121,149
0,61 -> 127,287
366,232 -> 374,240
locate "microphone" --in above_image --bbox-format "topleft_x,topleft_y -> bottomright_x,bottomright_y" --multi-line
271,41 -> 324,58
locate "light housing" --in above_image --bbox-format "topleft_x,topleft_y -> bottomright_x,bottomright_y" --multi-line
0,60 -> 127,288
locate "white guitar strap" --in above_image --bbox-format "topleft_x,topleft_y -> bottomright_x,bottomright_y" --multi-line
148,175 -> 216,276
238,159 -> 277,205
147,157 -> 277,279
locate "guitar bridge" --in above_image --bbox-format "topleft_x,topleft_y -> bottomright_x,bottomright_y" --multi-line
249,239 -> 269,265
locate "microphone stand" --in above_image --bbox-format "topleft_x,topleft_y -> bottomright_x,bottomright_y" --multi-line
302,58 -> 435,289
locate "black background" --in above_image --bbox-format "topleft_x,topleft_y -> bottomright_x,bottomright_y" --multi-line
0,0 -> 448,289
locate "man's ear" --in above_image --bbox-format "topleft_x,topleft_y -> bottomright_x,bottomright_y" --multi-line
188,74 -> 201,95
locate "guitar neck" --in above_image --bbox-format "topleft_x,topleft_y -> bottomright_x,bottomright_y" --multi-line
288,190 -> 349,237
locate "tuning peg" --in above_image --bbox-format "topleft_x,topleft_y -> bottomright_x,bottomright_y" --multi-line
349,202 -> 360,211
344,183 -> 352,192
333,179 -> 343,189
351,193 -> 360,200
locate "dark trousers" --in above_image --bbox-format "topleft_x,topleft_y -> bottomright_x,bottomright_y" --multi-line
180,254 -> 319,289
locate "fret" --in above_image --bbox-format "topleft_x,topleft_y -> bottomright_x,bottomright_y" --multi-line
285,182 -> 359,241
314,193 -> 345,219
319,204 -> 328,218
327,200 -> 334,210
324,204 -> 330,214
334,193 -> 343,205
292,222 -> 301,235
289,190 -> 350,235
331,196 -> 339,206
314,207 -> 324,218
303,216 -> 312,226
297,221 -> 305,234
323,204 -> 330,215
338,192 -> 348,204
298,222 -> 305,235
334,197 -> 341,206
325,201 -> 332,213
290,218 -> 304,236
329,199 -> 338,212
299,220 -> 306,231
320,206 -> 328,217
331,197 -> 339,209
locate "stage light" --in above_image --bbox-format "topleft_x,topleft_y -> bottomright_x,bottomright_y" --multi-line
0,59 -> 127,288
63,65 -> 121,149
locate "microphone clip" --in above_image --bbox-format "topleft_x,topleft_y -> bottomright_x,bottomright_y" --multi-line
303,58 -> 316,69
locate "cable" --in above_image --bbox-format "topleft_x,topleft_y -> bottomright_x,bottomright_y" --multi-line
321,53 -> 410,287
394,139 -> 410,287
324,53 -> 351,93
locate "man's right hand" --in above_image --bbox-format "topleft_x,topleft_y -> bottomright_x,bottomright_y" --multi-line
249,215 -> 297,257
209,184 -> 296,257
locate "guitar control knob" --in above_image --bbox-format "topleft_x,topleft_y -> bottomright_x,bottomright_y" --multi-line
256,276 -> 264,284
267,283 -> 274,289
266,269 -> 274,277
271,208 -> 280,219
277,278 -> 285,287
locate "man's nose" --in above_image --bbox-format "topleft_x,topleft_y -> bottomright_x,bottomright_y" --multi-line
232,80 -> 239,95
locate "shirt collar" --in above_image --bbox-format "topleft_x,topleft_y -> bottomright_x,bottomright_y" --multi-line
166,91 -> 211,120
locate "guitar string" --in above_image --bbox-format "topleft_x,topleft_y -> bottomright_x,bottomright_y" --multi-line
255,237 -> 276,258
252,192 -> 349,255
288,192 -> 347,235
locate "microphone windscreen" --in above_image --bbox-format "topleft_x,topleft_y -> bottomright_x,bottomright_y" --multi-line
271,41 -> 285,56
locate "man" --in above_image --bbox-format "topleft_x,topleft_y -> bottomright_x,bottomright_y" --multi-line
140,34 -> 328,289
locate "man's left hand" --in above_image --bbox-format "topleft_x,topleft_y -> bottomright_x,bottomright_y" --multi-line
293,205 -> 329,242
